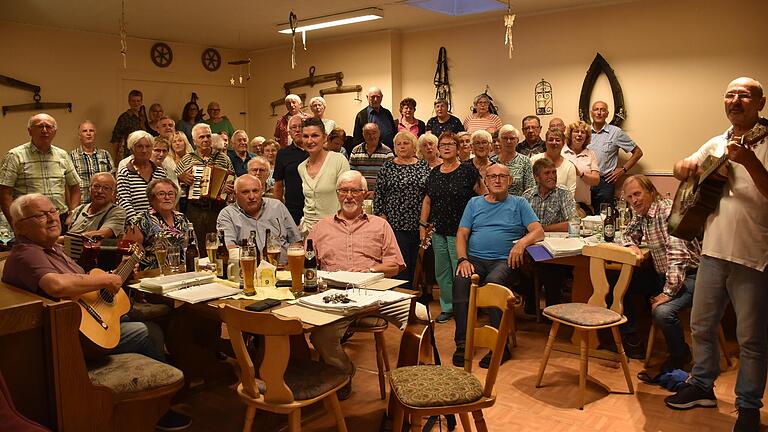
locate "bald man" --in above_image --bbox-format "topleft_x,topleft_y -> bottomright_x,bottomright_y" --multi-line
352,86 -> 397,146
665,77 -> 768,432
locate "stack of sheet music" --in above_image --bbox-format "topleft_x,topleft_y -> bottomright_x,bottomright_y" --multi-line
298,288 -> 411,314
139,272 -> 216,294
317,270 -> 384,288
540,237 -> 586,258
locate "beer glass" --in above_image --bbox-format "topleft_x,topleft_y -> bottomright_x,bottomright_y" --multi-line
240,246 -> 256,296
154,242 -> 168,274
205,232 -> 218,263
287,242 -> 305,294
167,245 -> 181,273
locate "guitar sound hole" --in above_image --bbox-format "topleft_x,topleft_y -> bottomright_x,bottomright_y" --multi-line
99,289 -> 115,304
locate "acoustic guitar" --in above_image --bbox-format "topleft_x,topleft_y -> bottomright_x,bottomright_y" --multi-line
75,243 -> 143,349
412,222 -> 435,297
669,120 -> 767,241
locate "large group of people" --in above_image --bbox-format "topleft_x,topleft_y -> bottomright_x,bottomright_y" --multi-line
1,76 -> 766,432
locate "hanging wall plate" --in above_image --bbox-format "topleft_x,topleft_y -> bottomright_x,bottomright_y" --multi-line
202,48 -> 221,72
150,42 -> 173,68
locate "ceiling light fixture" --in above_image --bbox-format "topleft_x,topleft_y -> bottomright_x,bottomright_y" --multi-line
277,8 -> 384,34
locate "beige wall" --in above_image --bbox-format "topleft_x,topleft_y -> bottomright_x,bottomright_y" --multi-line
2,0 -> 765,174
246,0 -> 767,173
0,22 -> 247,155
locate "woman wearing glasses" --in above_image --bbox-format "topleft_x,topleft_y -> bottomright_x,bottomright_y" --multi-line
420,132 -> 487,323
124,178 -> 190,270
462,94 -> 502,134
374,131 -> 431,283
490,124 -> 535,196
116,131 -> 167,222
530,128 -> 578,196
297,118 -> 350,235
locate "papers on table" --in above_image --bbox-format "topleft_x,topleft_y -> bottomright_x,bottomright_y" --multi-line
163,282 -> 241,304
297,288 -> 412,315
272,305 -> 345,326
317,270 -> 384,288
139,272 -> 216,294
540,237 -> 587,258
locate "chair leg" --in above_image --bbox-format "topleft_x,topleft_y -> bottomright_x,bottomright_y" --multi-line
392,403 -> 405,432
536,321 -> 559,387
409,414 -> 422,432
509,312 -> 517,348
579,329 -> 589,410
287,409 -> 301,432
611,326 -> 634,395
459,412 -> 473,431
644,324 -> 656,368
242,405 -> 257,432
323,394 -> 348,432
374,331 -> 388,399
472,410 -> 489,432
718,326 -> 732,368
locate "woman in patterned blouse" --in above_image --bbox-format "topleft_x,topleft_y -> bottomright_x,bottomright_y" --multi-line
490,124 -> 535,196
374,131 -> 431,283
124,178 -> 190,270
420,132 -> 487,323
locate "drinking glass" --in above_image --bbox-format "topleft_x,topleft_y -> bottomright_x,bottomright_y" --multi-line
287,242 -> 305,295
240,246 -> 257,296
154,243 -> 168,274
167,245 -> 181,273
205,232 -> 218,263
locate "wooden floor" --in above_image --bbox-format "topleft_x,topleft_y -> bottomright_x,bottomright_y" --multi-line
174,301 -> 762,432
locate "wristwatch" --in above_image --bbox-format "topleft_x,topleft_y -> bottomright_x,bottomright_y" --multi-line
457,257 -> 469,265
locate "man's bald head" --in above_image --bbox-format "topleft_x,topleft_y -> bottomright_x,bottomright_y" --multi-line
367,87 -> 383,109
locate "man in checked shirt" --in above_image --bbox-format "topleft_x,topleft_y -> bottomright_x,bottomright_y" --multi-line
622,174 -> 700,370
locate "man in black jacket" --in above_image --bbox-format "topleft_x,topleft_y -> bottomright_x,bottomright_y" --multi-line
352,86 -> 396,146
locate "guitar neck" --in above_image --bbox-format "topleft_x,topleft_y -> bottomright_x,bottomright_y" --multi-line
113,254 -> 140,282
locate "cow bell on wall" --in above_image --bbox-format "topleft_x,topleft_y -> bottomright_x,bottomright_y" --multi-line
535,79 -> 553,116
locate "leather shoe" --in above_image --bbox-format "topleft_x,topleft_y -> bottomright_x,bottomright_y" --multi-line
452,345 -> 465,367
479,347 -> 512,369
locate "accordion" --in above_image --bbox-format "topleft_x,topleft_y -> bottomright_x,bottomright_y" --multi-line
62,233 -> 133,272
187,164 -> 236,201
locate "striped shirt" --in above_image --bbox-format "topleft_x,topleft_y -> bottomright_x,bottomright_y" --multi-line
349,143 -> 394,195
116,161 -> 167,222
462,114 -> 502,134
523,185 -> 575,228
69,146 -> 116,203
0,142 -> 81,213
624,199 -> 701,297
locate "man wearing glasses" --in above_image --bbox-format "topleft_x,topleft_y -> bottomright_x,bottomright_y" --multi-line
247,156 -> 275,196
0,113 -> 82,229
65,173 -> 126,240
452,163 -> 544,368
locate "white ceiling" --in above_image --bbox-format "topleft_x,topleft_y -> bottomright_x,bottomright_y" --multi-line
1,0 -> 627,51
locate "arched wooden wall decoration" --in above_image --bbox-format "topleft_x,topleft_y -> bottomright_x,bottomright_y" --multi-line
578,53 -> 626,127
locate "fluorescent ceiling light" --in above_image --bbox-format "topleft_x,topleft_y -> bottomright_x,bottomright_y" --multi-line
277,8 -> 384,34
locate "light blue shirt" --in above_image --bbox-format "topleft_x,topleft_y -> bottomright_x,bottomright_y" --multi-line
459,195 -> 539,260
587,124 -> 636,175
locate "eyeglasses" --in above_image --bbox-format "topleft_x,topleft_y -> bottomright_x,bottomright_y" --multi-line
336,188 -> 365,196
473,140 -> 491,146
19,208 -> 59,223
438,142 -> 457,148
91,184 -> 113,192
155,191 -> 177,199
250,168 -> 268,174
724,92 -> 752,101
208,108 -> 221,112
31,124 -> 56,131
486,174 -> 510,181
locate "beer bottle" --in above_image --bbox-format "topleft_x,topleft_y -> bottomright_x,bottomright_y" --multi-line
185,223 -> 199,272
216,229 -> 229,279
303,239 -> 318,293
603,206 -> 616,243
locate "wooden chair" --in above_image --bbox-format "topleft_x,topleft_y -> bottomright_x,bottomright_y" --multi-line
348,316 -> 391,399
219,305 -> 349,432
536,243 -> 638,409
388,274 -> 514,432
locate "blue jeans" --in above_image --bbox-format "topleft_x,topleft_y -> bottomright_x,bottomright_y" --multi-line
113,320 -> 166,362
432,234 -> 457,314
689,256 -> 768,409
394,230 -> 419,285
452,256 -> 518,346
591,176 -> 615,211
652,273 -> 695,358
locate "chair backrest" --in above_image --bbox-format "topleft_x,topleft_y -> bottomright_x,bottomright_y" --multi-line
219,305 -> 304,405
582,244 -> 639,315
466,274 -> 514,397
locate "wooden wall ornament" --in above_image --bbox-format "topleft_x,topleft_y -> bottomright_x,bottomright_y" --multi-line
1,74 -> 72,116
535,79 -> 553,116
578,53 -> 626,127
150,43 -> 173,68
201,48 -> 221,72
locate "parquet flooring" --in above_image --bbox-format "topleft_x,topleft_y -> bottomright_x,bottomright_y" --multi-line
175,301 -> 761,431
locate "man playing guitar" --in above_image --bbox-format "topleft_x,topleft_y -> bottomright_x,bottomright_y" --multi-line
665,77 -> 768,432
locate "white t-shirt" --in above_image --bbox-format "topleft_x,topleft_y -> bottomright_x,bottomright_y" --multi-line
530,153 -> 577,196
685,128 -> 768,271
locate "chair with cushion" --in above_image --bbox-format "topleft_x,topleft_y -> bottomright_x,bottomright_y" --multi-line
535,243 -> 638,409
219,304 -> 349,432
388,274 -> 514,432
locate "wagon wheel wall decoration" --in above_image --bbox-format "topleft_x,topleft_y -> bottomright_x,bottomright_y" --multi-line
202,48 -> 222,72
150,42 -> 173,68
578,53 -> 626,127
